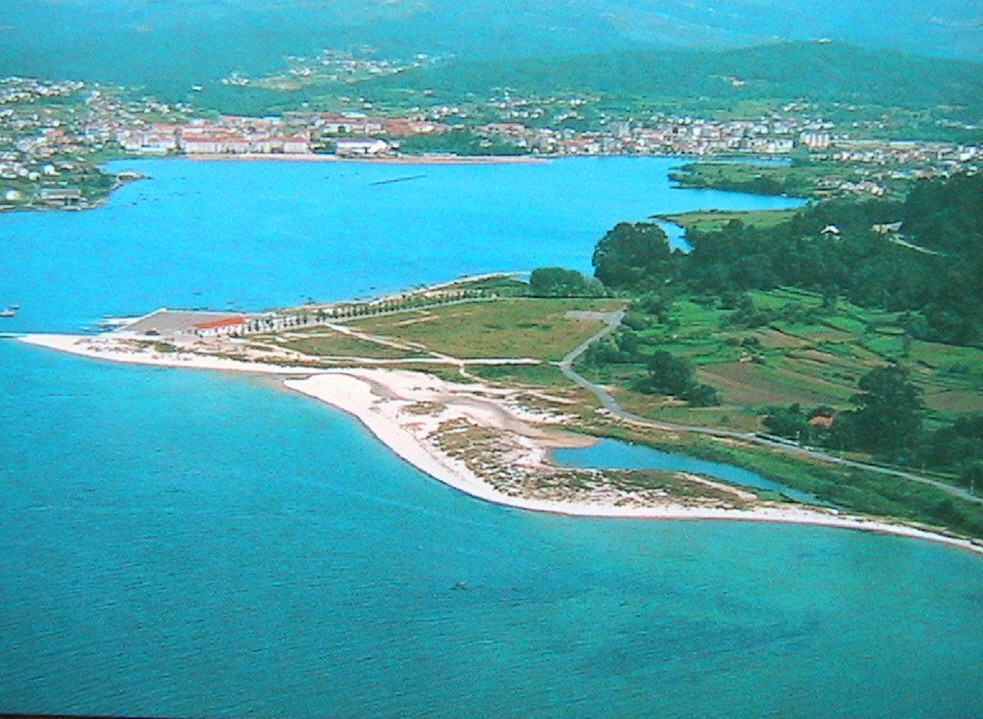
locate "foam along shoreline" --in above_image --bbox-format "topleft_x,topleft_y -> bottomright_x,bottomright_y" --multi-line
16,332 -> 983,556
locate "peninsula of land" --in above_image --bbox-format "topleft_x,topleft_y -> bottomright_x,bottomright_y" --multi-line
17,288 -> 983,557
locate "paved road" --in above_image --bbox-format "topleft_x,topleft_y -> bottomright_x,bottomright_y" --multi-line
558,309 -> 983,505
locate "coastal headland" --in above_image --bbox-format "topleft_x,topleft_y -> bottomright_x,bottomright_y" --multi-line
17,294 -> 983,557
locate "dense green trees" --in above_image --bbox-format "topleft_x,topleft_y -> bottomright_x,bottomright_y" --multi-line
591,222 -> 677,290
590,174 -> 983,346
669,164 -> 812,197
584,174 -> 983,483
763,366 -> 924,456
847,365 -> 924,453
914,414 -> 983,487
763,362 -> 980,493
528,267 -> 603,297
398,130 -> 527,156
635,351 -> 692,395
763,404 -> 816,442
765,376 -> 983,492
902,173 -> 983,253
634,351 -> 719,406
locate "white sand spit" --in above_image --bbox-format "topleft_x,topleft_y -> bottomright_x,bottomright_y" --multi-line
17,333 -> 983,556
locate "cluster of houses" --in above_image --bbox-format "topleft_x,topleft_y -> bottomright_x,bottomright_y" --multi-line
221,49 -> 440,91
822,139 -> 981,167
470,118 -> 834,157
110,109 -> 852,161
116,113 -> 448,157
0,77 -> 85,104
0,77 -> 196,209
2,74 -> 981,213
113,110 -> 903,161
106,104 -> 983,167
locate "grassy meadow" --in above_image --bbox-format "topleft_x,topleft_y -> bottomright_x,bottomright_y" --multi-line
348,298 -> 624,362
582,286 -> 983,432
656,208 -> 801,232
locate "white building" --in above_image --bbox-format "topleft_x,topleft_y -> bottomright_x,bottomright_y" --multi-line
335,138 -> 391,156
800,131 -> 832,150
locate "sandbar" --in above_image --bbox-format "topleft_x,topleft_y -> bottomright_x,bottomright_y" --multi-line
17,332 -> 983,556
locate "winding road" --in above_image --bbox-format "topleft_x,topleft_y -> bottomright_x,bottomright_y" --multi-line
559,308 -> 983,505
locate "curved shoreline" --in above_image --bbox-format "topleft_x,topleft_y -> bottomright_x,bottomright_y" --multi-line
16,332 -> 983,557
282,370 -> 983,556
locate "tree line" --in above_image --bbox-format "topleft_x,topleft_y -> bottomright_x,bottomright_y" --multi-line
592,173 -> 983,346
579,173 -> 983,487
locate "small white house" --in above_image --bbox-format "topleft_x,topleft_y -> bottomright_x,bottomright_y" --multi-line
335,138 -> 391,157
193,316 -> 248,337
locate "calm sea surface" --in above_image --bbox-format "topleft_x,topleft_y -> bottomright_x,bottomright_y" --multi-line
2,158 -> 981,718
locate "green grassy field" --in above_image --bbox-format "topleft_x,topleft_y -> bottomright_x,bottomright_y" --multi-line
267,330 -> 428,360
349,298 -> 624,361
656,208 -> 800,232
468,363 -> 571,387
589,287 -> 983,430
668,160 -> 910,199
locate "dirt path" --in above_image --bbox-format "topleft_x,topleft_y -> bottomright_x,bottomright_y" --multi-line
557,308 -> 983,505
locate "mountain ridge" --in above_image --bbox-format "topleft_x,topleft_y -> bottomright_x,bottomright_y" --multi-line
0,0 -> 979,99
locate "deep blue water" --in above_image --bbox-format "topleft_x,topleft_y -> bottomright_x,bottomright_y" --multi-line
2,158 -> 982,718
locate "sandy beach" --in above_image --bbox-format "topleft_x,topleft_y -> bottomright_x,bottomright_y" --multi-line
282,368 -> 983,555
20,333 -> 313,375
18,332 -> 983,556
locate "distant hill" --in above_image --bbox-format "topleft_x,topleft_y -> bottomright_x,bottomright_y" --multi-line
366,42 -> 983,120
0,0 -> 980,98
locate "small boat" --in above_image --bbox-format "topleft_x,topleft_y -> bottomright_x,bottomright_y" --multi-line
0,308 -> 16,318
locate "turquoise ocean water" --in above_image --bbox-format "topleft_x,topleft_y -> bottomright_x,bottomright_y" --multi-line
2,158 -> 982,718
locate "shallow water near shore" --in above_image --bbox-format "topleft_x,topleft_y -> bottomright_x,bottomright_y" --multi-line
2,158 -> 982,718
554,439 -> 824,504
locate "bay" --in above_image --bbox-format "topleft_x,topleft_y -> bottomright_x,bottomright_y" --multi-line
0,157 -> 799,333
1,158 -> 981,718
